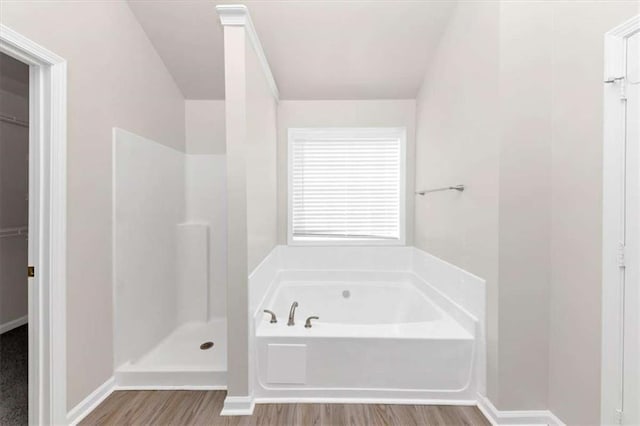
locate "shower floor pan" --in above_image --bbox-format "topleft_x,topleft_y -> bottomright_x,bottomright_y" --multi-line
115,318 -> 227,389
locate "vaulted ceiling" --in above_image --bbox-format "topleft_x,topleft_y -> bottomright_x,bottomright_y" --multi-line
127,0 -> 456,100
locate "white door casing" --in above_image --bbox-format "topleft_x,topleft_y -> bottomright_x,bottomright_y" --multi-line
602,15 -> 640,426
622,29 -> 639,426
0,24 -> 67,425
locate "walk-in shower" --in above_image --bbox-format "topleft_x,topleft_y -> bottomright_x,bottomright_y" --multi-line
112,128 -> 228,388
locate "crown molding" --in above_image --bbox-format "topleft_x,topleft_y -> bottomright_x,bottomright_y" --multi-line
216,5 -> 280,100
216,4 -> 249,26
606,14 -> 640,38
604,14 -> 639,80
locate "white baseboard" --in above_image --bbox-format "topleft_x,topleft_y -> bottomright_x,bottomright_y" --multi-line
255,397 -> 476,406
115,385 -> 227,391
477,395 -> 565,426
220,395 -> 255,416
115,365 -> 226,389
67,377 -> 115,425
0,315 -> 27,334
63,382 -> 564,424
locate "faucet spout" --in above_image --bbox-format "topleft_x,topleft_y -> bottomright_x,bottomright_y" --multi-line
287,301 -> 299,326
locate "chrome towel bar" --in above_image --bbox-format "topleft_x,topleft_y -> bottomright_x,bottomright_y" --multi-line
415,185 -> 465,196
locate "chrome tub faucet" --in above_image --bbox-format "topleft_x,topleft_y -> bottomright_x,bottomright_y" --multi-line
287,301 -> 299,326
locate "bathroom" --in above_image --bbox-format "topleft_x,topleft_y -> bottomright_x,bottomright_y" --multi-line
111,2 -> 488,414
0,1 -> 638,425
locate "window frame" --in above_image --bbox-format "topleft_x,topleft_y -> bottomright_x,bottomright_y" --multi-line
287,127 -> 407,246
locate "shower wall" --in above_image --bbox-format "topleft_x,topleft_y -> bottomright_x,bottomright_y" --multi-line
185,100 -> 227,318
113,128 -> 185,367
113,126 -> 227,368
185,154 -> 227,318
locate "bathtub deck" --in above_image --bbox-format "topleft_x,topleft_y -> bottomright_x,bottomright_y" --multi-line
80,390 -> 490,425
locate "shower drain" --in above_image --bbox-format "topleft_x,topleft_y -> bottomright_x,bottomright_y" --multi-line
200,341 -> 214,350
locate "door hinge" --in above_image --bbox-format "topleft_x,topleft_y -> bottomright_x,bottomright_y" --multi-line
27,266 -> 35,278
620,78 -> 627,100
618,242 -> 626,268
604,76 -> 627,100
616,408 -> 624,425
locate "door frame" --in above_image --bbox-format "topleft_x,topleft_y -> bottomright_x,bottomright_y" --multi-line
0,24 -> 67,425
602,15 -> 640,426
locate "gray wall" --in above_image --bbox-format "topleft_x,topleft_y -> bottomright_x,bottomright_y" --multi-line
498,2 -> 639,421
547,3 -> 639,424
0,1 -> 185,409
414,1 -> 640,423
246,43 -> 278,273
0,53 -> 29,329
497,2 -> 552,410
414,1 -> 501,402
185,100 -> 226,155
222,22 -> 279,399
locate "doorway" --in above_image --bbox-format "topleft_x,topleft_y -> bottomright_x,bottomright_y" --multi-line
0,25 -> 67,425
0,51 -> 30,425
602,15 -> 640,426
621,29 -> 639,426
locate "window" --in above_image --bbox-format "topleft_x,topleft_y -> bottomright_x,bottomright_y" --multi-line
288,128 -> 406,245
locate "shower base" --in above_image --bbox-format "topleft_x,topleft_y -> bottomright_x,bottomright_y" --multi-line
115,318 -> 227,389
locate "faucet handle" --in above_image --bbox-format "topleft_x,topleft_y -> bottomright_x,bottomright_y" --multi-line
304,316 -> 320,328
263,309 -> 277,324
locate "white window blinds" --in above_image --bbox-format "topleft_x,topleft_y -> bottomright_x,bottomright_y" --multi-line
289,128 -> 405,244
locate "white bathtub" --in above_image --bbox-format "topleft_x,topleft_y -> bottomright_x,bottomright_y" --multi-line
271,280 -> 441,324
258,275 -> 471,339
251,249 -> 485,404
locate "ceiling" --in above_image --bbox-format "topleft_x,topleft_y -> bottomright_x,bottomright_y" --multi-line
127,1 -> 456,100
